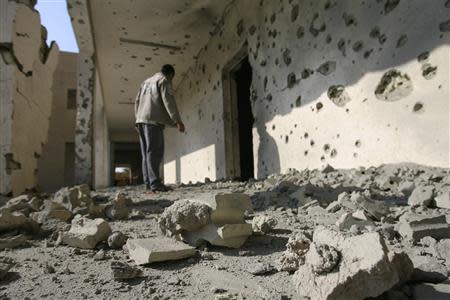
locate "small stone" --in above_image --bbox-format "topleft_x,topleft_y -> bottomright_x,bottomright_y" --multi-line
111,261 -> 143,281
252,215 -> 277,233
246,262 -> 277,275
108,231 -> 128,249
408,186 -> 435,207
93,249 -> 106,261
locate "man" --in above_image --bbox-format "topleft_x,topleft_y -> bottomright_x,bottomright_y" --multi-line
135,64 -> 185,192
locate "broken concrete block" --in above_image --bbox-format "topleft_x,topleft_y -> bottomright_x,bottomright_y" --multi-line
0,257 -> 15,280
0,231 -> 29,249
53,187 -> 81,211
30,200 -> 73,223
61,215 -> 112,249
409,254 -> 448,283
159,200 -> 212,238
336,212 -> 374,231
0,211 -> 39,234
105,192 -> 129,220
408,186 -> 435,207
352,209 -> 370,221
436,239 -> 450,268
398,181 -> 416,195
107,231 -> 128,249
306,243 -> 340,275
183,223 -> 252,248
289,184 -> 316,207
246,262 -> 277,275
349,192 -> 389,221
398,213 -> 450,242
126,238 -> 196,265
110,261 -> 143,281
326,201 -> 341,213
252,215 -> 277,233
434,187 -> 450,209
375,175 -> 400,191
197,193 -> 252,224
279,233 -> 311,272
293,228 -> 413,300
0,194 -> 35,215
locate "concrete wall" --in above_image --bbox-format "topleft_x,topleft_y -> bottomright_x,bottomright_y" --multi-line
164,0 -> 450,183
37,52 -> 77,192
0,0 -> 59,196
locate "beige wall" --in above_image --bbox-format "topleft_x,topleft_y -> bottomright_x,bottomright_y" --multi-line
164,0 -> 450,184
0,1 -> 59,196
37,52 -> 77,192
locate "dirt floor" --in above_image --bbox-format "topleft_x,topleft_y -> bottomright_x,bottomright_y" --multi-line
1,163 -> 450,300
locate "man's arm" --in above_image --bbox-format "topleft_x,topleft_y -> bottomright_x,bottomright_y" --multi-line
160,79 -> 182,125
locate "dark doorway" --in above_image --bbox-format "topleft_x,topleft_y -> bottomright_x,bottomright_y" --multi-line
232,57 -> 254,181
113,142 -> 143,186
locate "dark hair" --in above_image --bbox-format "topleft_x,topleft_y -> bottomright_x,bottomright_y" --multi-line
161,64 -> 175,77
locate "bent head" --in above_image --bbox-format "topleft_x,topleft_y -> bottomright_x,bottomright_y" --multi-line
161,64 -> 175,81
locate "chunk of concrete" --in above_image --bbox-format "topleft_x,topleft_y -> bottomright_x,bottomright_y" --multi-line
293,228 -> 413,300
30,200 -> 73,223
279,233 -> 311,272
408,186 -> 435,207
434,187 -> 450,209
0,211 -> 39,234
252,215 -> 277,233
0,257 -> 15,280
105,192 -> 129,220
61,215 -> 112,249
126,237 -> 196,265
183,223 -> 252,248
196,193 -> 253,224
398,213 -> 450,242
107,231 -> 128,249
409,254 -> 448,283
336,212 -> 374,231
0,231 -> 29,249
349,192 -> 389,221
110,261 -> 143,281
53,187 -> 80,211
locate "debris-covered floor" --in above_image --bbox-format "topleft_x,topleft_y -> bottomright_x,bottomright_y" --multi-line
0,163 -> 450,299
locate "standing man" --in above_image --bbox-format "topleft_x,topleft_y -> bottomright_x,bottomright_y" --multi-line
135,64 -> 185,192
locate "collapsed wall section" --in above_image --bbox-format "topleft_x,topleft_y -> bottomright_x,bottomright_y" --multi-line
164,0 -> 450,183
0,0 -> 59,196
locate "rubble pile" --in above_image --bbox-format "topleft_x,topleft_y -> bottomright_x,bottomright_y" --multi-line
0,163 -> 448,299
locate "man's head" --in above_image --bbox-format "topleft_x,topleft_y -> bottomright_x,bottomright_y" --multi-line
161,64 -> 175,80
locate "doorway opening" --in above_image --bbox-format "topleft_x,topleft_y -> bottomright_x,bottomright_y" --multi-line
112,142 -> 142,186
222,46 -> 254,181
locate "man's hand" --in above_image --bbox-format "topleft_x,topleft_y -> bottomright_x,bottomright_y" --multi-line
176,122 -> 185,133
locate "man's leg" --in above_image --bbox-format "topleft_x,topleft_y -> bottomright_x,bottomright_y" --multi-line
149,125 -> 164,188
137,124 -> 151,189
144,124 -> 163,189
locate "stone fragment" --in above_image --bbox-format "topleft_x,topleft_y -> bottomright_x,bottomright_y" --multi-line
289,185 -> 316,207
398,181 -> 416,195
326,201 -> 341,213
349,192 -> 389,221
293,228 -> 413,300
408,186 -> 435,207
435,239 -> 450,268
105,192 -> 130,220
196,193 -> 253,224
375,69 -> 413,101
306,243 -> 340,275
158,200 -> 212,238
183,223 -> 252,248
61,215 -> 112,249
0,211 -> 39,234
31,200 -> 73,222
107,231 -> 128,249
93,249 -> 106,261
321,164 -> 335,173
398,213 -> 450,242
336,212 -> 374,231
409,254 -> 448,283
279,233 -> 311,272
1,194 -> 36,215
252,215 -> 277,233
352,209 -> 370,221
375,175 -> 400,191
126,238 -> 196,265
0,257 -> 15,280
0,232 -> 29,249
434,187 -> 450,209
53,187 -> 80,211
110,261 -> 143,281
246,262 -> 277,276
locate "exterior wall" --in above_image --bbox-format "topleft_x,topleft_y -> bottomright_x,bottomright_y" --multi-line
93,68 -> 111,189
0,0 -> 59,196
164,0 -> 450,183
37,52 -> 77,192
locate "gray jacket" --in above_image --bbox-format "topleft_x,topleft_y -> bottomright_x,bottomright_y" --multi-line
134,72 -> 181,126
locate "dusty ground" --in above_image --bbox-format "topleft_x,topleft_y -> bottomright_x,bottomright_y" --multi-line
1,163 -> 450,300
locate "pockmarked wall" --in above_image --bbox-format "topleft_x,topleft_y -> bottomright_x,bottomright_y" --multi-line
0,0 -> 59,196
164,0 -> 449,183
37,52 -> 77,192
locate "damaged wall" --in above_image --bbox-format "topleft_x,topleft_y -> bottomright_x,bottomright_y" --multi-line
164,0 -> 450,183
0,0 -> 59,196
37,52 -> 78,192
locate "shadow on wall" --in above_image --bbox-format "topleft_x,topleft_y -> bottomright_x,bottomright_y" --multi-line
166,0 -> 450,180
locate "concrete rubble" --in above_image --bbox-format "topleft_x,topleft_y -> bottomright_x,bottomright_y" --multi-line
60,215 -> 112,249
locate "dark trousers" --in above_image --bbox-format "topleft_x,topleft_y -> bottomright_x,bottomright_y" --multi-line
136,123 -> 164,189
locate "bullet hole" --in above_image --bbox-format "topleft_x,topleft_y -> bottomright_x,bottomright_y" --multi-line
353,153 -> 358,158
396,34 -> 408,48
287,73 -> 297,88
78,19 -> 85,24
384,0 -> 400,14
272,124 -> 276,130
304,132 -> 309,138
236,20 -> 244,36
249,25 -> 257,35
326,34 -> 332,44
327,85 -> 351,107
417,52 -> 429,63
323,144 -> 331,152
301,69 -> 314,79
342,13 -> 357,26
320,155 -> 326,162
275,58 -> 279,65
310,140 -> 315,147
130,55 -> 137,59
315,102 -> 324,112
363,49 -> 373,59
304,150 -> 309,156
291,5 -> 299,22
260,60 -> 267,67
4,153 -> 21,173
297,26 -> 305,39
145,57 -> 152,61
295,96 -> 302,107
264,77 -> 268,90
355,140 -> 362,147
338,38 -> 346,56
212,114 -> 215,121
270,13 -> 276,24
285,136 -> 289,143
330,149 -> 337,158
422,64 -> 438,80
283,49 -> 292,66
352,41 -> 363,52
309,13 -> 326,37
378,34 -> 387,44
439,20 -> 450,32
413,102 -> 424,113
370,26 -> 381,38
375,69 -> 413,101
317,61 -> 336,76
267,94 -> 273,102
